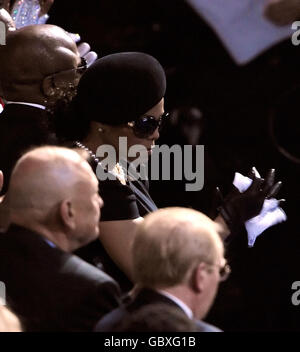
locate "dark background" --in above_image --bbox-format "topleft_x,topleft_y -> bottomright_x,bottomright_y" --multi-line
49,0 -> 300,331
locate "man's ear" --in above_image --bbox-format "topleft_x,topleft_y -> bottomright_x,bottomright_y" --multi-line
41,75 -> 56,97
191,262 -> 207,294
60,200 -> 76,231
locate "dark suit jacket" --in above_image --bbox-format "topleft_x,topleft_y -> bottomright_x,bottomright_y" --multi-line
0,104 -> 57,195
0,224 -> 121,331
94,288 -> 221,332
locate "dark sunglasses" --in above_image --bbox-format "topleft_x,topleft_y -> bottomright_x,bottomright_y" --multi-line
127,112 -> 169,138
50,57 -> 87,78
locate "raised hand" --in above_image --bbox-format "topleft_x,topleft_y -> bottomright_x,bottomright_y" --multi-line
67,33 -> 98,68
218,168 -> 282,234
77,41 -> 98,68
0,7 -> 16,31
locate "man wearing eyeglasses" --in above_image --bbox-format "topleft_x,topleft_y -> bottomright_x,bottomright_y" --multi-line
95,207 -> 227,332
0,23 -> 85,195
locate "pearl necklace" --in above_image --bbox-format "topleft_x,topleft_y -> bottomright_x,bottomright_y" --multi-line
75,141 -> 100,163
75,141 -> 126,184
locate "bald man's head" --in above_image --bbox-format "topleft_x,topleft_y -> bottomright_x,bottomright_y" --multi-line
133,207 -> 224,288
0,24 -> 80,102
5,146 -> 102,251
8,146 -> 94,210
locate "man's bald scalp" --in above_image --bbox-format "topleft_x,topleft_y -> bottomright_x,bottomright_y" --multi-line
0,24 -> 78,93
7,146 -> 94,213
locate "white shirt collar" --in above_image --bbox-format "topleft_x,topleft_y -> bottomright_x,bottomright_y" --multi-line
5,101 -> 46,110
158,290 -> 193,319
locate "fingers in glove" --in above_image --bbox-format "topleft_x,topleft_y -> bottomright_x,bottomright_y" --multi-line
248,166 -> 261,179
261,168 -> 275,194
246,175 -> 264,193
247,168 -> 255,179
215,186 -> 225,203
267,180 -> 282,199
208,187 -> 224,218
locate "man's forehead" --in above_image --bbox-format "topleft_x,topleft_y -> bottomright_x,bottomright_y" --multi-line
40,25 -> 70,41
39,26 -> 79,58
79,162 -> 99,187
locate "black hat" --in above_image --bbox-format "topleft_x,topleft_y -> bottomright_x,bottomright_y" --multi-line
76,52 -> 166,125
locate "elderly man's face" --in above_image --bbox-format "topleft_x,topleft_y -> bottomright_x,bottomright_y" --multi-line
196,246 -> 226,320
204,258 -> 226,317
70,165 -> 103,247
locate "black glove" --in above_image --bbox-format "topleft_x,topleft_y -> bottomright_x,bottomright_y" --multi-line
218,168 -> 282,235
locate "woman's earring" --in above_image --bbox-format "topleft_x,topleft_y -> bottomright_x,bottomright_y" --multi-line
98,127 -> 103,133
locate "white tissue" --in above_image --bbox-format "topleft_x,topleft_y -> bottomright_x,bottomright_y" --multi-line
233,172 -> 287,247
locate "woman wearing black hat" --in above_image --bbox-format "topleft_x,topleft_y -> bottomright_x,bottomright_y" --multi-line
54,52 -> 168,291
54,51 -> 279,292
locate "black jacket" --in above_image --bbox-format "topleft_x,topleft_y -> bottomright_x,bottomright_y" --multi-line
0,224 -> 121,331
0,104 -> 57,195
94,287 -> 221,332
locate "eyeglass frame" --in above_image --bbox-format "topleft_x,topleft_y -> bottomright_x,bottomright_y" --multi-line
127,112 -> 169,138
50,56 -> 88,78
46,56 -> 87,93
205,261 -> 231,282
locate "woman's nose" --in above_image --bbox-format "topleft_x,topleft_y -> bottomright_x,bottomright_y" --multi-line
148,127 -> 160,141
